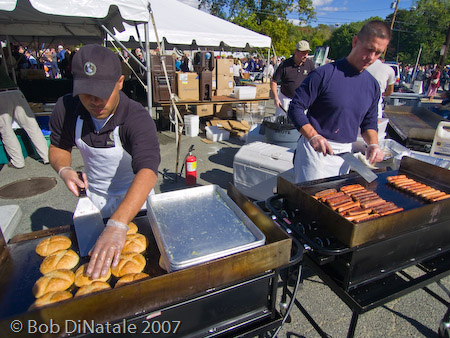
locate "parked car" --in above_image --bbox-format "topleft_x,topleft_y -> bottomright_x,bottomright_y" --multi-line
385,61 -> 402,90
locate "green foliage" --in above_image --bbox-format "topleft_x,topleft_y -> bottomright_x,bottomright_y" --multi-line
198,0 -> 316,57
199,0 -> 315,24
386,0 -> 450,65
199,0 -> 450,66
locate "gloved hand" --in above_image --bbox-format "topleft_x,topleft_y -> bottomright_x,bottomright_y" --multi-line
274,97 -> 282,108
86,220 -> 128,279
366,144 -> 384,164
58,167 -> 87,196
308,134 -> 334,156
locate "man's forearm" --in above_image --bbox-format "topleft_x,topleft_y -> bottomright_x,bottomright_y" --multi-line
362,129 -> 379,145
49,144 -> 72,173
383,84 -> 394,97
270,81 -> 279,100
109,168 -> 157,225
299,124 -> 319,140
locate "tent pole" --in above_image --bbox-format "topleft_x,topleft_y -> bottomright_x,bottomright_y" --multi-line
144,22 -> 153,117
149,2 -> 184,182
6,36 -> 17,84
101,25 -> 146,72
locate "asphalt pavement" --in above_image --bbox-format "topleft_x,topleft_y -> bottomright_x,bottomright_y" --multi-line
0,98 -> 449,337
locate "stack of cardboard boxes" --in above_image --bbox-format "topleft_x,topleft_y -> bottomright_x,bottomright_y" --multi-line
212,58 -> 235,118
215,58 -> 234,97
168,57 -> 270,120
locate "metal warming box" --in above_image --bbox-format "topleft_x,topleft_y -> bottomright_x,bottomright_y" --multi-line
0,185 -> 293,338
146,185 -> 266,272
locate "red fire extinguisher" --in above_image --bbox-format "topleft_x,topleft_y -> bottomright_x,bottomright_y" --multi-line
185,150 -> 197,186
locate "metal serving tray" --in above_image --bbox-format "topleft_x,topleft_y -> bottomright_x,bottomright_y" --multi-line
147,185 -> 266,272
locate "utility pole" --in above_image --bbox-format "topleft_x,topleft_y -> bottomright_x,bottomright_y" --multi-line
439,23 -> 450,69
384,0 -> 400,58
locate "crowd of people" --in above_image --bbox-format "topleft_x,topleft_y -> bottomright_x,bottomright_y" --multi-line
7,44 -> 78,80
400,63 -> 450,99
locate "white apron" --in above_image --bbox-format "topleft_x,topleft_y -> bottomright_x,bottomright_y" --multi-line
75,117 -> 151,218
294,135 -> 352,183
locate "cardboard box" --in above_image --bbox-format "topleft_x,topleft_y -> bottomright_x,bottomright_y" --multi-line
216,74 -> 234,90
216,88 -> 234,96
245,83 -> 270,98
161,104 -> 189,117
176,72 -> 199,101
214,104 -> 233,119
196,104 -> 214,117
216,58 -> 234,76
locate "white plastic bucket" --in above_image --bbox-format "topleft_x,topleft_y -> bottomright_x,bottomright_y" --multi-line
184,115 -> 199,137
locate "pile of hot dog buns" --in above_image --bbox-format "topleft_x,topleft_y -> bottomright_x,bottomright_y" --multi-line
31,222 -> 149,309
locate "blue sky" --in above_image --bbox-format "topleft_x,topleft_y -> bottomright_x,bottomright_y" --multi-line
178,0 -> 416,27
304,0 -> 415,26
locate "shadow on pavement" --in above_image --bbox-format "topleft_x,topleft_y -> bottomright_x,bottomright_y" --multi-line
30,207 -> 74,231
382,305 -> 439,337
208,146 -> 240,168
201,168 -> 233,190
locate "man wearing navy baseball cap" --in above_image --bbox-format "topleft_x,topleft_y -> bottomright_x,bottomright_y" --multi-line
49,44 -> 160,279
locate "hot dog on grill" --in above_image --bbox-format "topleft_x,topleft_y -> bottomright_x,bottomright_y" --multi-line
320,192 -> 344,202
379,207 -> 404,216
314,188 -> 337,199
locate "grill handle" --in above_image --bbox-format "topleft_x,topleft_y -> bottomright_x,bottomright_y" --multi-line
265,195 -> 353,256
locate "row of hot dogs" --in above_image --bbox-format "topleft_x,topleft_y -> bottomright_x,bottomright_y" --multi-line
386,175 -> 450,202
313,175 -> 450,223
313,184 -> 404,223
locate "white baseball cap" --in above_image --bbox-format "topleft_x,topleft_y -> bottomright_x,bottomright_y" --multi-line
296,40 -> 311,52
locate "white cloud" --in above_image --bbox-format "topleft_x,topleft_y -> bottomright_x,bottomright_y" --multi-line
312,0 -> 334,7
320,6 -> 345,12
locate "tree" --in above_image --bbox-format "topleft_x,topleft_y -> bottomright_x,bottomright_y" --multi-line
323,21 -> 370,60
412,0 -> 450,65
199,0 -> 316,25
386,0 -> 450,65
199,0 -> 316,57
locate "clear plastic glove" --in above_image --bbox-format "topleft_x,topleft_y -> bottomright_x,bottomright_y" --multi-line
309,134 -> 334,156
366,144 -> 384,164
86,223 -> 127,279
59,167 -> 87,196
274,97 -> 282,108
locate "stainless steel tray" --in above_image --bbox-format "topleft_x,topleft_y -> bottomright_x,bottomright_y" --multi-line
147,185 -> 266,272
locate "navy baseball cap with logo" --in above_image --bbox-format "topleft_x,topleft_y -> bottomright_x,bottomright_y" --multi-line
72,44 -> 122,99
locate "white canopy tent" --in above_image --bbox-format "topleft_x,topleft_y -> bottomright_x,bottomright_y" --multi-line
0,0 -> 149,44
111,0 -> 271,49
1,0 -> 271,107
0,0 -> 272,179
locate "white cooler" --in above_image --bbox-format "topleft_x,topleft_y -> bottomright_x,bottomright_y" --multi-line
233,141 -> 295,201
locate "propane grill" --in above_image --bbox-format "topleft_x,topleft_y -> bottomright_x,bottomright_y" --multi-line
264,156 -> 450,338
0,185 -> 302,338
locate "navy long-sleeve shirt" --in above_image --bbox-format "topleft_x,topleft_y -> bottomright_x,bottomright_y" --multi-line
288,58 -> 380,143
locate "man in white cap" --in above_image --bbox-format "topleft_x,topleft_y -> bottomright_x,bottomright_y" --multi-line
49,44 -> 160,279
271,40 -> 315,116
